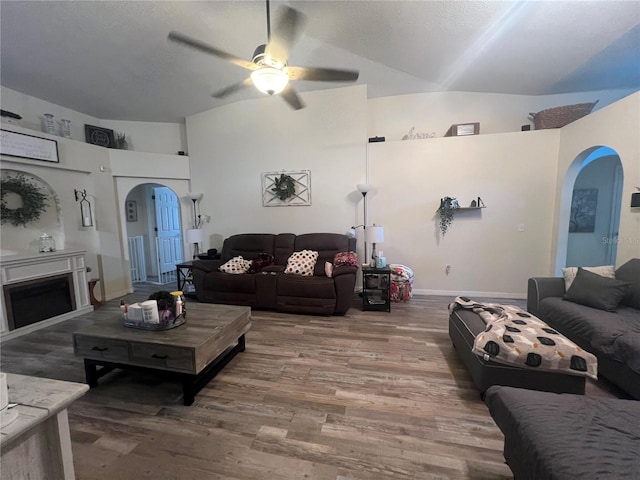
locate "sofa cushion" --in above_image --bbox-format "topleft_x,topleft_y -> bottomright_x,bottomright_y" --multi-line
295,233 -> 354,275
284,250 -> 319,276
564,267 -> 629,312
615,258 -> 640,310
539,297 -> 640,374
277,274 -> 337,299
203,271 -> 257,294
221,234 -> 276,262
219,256 -> 251,274
562,265 -> 615,291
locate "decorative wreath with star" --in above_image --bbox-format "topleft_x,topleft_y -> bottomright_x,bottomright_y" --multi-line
1,174 -> 50,227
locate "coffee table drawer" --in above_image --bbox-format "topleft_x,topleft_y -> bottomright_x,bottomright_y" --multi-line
74,336 -> 129,362
129,342 -> 194,373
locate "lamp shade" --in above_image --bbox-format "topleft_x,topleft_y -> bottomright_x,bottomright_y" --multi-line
365,225 -> 384,244
357,183 -> 372,194
185,228 -> 204,244
186,192 -> 202,201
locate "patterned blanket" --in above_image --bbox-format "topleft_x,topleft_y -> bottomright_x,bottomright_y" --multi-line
449,297 -> 598,379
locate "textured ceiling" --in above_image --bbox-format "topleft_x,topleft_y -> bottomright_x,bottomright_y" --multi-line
1,1 -> 639,122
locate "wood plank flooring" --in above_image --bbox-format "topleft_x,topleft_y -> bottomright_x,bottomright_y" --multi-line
1,287 -> 621,479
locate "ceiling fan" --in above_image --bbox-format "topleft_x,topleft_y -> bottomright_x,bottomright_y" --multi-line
168,0 -> 359,110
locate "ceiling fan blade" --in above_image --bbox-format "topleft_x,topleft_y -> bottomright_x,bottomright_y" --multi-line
280,84 -> 304,110
212,78 -> 253,99
286,66 -> 359,83
265,6 -> 306,63
168,31 -> 257,71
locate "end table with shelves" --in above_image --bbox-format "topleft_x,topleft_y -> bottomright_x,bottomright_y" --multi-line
362,266 -> 391,312
175,260 -> 196,298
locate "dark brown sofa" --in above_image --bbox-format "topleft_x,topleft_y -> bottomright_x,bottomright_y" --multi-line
191,233 -> 357,315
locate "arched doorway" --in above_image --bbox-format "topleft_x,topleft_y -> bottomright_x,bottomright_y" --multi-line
558,146 -> 623,271
124,183 -> 185,286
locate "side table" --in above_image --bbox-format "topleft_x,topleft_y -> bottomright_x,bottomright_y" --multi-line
362,266 -> 391,312
175,260 -> 196,297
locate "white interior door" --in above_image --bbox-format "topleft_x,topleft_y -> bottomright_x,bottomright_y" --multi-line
154,187 -> 182,274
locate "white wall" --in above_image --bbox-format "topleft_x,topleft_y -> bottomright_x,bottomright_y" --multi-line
1,86 -> 187,155
368,130 -> 560,297
186,85 -> 368,254
368,89 -> 636,140
1,123 -> 192,301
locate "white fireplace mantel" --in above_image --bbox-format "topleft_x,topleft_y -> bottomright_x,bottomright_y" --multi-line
0,249 -> 92,341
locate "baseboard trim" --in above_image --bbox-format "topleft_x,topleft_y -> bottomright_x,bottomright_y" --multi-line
412,289 -> 526,300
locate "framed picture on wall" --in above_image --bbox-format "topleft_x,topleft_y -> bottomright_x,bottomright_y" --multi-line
569,188 -> 597,233
126,200 -> 137,222
85,124 -> 115,148
262,170 -> 311,207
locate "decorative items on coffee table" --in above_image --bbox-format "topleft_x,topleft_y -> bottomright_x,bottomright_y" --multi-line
122,290 -> 186,330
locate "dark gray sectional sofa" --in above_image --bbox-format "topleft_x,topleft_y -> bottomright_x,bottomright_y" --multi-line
527,258 -> 640,399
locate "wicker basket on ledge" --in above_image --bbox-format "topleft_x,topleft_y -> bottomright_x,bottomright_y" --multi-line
529,100 -> 598,130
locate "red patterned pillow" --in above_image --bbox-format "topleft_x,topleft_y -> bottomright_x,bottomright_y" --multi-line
284,250 -> 319,276
334,251 -> 358,267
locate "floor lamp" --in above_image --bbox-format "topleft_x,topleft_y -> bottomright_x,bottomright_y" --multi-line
356,183 -> 371,260
185,192 -> 203,259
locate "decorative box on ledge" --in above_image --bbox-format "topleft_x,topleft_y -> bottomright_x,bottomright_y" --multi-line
445,122 -> 480,137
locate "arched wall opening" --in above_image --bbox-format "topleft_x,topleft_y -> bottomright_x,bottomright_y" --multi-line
115,177 -> 191,294
555,146 -> 624,274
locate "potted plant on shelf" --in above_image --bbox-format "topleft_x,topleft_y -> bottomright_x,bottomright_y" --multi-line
437,197 -> 459,236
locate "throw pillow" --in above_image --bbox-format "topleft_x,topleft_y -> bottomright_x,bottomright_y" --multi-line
334,251 -> 358,267
562,265 -> 615,291
615,259 -> 640,310
325,261 -> 334,278
247,252 -> 275,274
219,256 -> 251,274
284,250 -> 319,276
564,267 -> 630,312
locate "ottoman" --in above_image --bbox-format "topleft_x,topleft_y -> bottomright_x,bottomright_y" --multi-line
449,308 -> 585,395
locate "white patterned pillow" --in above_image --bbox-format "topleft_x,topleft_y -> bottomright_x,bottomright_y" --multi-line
219,256 -> 251,274
284,250 -> 319,276
562,265 -> 615,291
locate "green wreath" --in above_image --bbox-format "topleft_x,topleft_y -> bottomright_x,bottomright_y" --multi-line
1,174 -> 50,227
271,174 -> 296,201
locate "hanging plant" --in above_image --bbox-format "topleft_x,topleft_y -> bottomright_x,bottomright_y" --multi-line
437,196 -> 459,236
1,173 -> 50,227
271,173 -> 296,201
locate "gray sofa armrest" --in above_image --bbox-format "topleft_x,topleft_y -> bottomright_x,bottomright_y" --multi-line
527,277 -> 565,317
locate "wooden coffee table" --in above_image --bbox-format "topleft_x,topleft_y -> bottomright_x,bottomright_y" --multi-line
72,303 -> 251,405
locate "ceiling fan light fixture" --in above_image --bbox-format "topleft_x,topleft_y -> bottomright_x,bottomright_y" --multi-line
251,67 -> 289,95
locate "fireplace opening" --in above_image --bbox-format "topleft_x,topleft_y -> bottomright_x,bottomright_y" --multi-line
4,274 -> 76,330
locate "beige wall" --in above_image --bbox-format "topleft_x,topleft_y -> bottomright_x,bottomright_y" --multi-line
1,86 -> 186,155
1,124 -> 192,301
368,89 -> 636,140
368,130 -> 560,297
4,85 -> 638,299
186,85 -> 368,254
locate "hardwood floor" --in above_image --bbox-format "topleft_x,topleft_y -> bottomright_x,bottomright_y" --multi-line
1,288 -> 621,479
